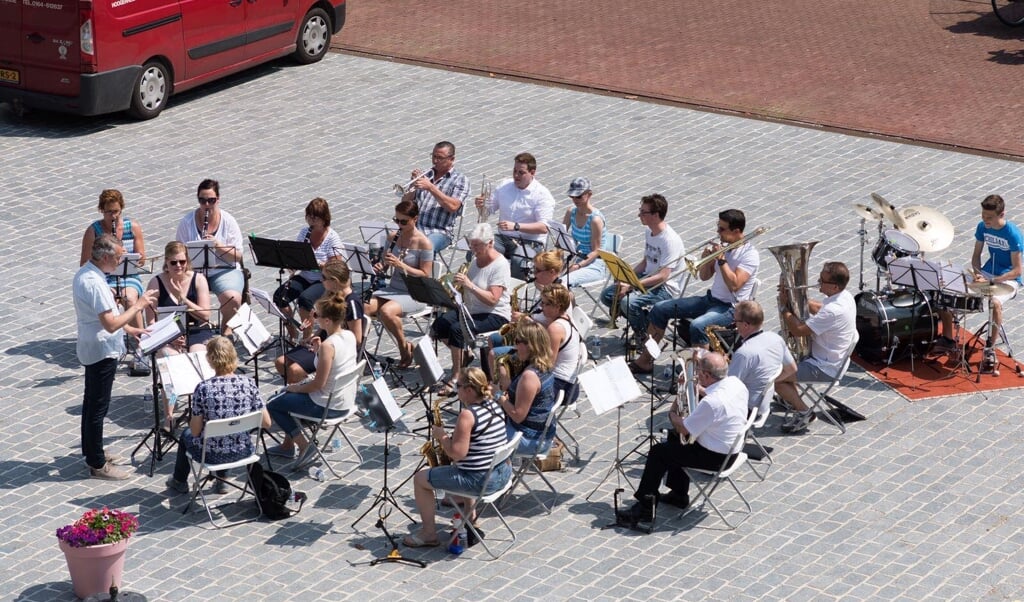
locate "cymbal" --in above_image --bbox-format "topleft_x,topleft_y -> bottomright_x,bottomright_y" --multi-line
967,281 -> 1015,296
870,193 -> 906,229
896,205 -> 955,252
853,203 -> 884,221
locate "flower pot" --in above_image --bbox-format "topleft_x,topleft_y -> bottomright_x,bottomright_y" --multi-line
59,539 -> 128,599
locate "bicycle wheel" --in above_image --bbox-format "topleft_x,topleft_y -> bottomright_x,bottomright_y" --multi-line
993,0 -> 1024,27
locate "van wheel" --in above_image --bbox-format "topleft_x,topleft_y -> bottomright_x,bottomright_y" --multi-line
129,61 -> 170,120
294,8 -> 331,64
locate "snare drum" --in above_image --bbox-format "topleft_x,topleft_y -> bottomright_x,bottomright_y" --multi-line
937,291 -> 985,313
855,290 -> 936,363
871,229 -> 921,269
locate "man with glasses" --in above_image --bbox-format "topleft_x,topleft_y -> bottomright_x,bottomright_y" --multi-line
174,178 -> 245,335
599,194 -> 685,340
74,234 -> 158,480
629,209 -> 758,374
774,261 -> 856,434
729,300 -> 797,411
404,141 -> 470,255
474,152 -> 555,279
617,352 -> 748,524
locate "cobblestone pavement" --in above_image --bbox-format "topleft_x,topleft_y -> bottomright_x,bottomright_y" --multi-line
1,53 -> 1023,600
337,0 -> 1024,158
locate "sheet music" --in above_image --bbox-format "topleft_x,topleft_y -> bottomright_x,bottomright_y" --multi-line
370,377 -> 403,422
248,287 -> 291,321
578,356 -> 642,415
114,253 -> 144,277
185,240 -> 234,270
358,222 -> 392,247
139,313 -> 185,355
341,242 -> 377,277
156,352 -> 215,397
547,221 -> 578,256
227,303 -> 271,354
414,336 -> 445,385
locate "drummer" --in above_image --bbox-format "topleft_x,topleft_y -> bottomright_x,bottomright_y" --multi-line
936,194 -> 1021,372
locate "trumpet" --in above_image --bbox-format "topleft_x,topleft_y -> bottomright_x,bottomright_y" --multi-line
684,226 -> 770,277
477,174 -> 494,223
393,168 -> 434,197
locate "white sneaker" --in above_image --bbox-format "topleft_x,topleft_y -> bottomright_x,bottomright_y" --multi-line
90,461 -> 131,481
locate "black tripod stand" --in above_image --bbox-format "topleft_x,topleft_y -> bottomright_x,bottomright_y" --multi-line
130,313 -> 185,475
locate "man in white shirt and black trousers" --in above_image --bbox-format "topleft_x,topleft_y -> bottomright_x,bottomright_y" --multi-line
617,351 -> 749,524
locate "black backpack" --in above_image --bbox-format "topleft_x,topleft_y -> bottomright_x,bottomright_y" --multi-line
247,463 -> 305,520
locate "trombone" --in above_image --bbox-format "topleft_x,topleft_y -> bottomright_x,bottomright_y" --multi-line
393,168 -> 434,197
683,226 -> 770,277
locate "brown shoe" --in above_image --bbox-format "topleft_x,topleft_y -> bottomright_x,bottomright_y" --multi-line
90,461 -> 131,481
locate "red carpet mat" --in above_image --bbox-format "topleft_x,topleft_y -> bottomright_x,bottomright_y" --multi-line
853,344 -> 1024,401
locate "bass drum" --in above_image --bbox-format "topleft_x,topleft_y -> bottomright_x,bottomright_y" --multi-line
855,290 -> 936,363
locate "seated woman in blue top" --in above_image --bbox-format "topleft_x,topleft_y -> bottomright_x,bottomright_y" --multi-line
404,367 -> 510,548
165,336 -> 271,494
561,177 -> 609,287
496,320 -> 557,455
266,293 -> 359,470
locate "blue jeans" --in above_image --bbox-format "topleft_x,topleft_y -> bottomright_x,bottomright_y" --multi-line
426,231 -> 452,256
267,391 -> 348,438
648,291 -> 734,346
599,283 -> 670,335
428,461 -> 512,496
82,357 -> 117,469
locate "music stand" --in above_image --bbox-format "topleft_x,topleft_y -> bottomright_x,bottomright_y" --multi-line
884,258 -> 941,381
248,287 -> 295,359
227,303 -> 272,385
395,337 -> 446,492
130,312 -> 186,476
547,222 -> 580,276
341,243 -> 378,298
352,378 -> 416,525
185,240 -> 234,276
625,336 -> 670,459
598,250 -> 647,354
581,357 -> 643,502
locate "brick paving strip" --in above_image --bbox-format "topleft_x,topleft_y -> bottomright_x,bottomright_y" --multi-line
335,0 -> 1024,158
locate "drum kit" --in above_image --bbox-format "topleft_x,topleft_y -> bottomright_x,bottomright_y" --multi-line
851,193 -> 1005,369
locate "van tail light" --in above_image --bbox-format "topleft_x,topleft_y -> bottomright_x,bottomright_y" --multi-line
80,2 -> 96,72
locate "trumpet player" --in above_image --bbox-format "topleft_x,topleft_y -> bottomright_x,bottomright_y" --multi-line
616,352 -> 748,523
430,223 -> 511,396
629,209 -> 757,375
599,194 -> 685,338
474,152 -> 555,280
774,261 -> 856,434
402,141 -> 470,255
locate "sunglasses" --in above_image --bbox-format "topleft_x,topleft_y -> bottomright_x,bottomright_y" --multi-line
168,259 -> 187,267
198,197 -> 218,205
393,217 -> 410,225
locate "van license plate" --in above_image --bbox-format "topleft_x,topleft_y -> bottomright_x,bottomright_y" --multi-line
0,69 -> 19,84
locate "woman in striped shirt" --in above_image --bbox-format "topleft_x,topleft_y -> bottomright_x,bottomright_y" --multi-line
404,367 -> 510,548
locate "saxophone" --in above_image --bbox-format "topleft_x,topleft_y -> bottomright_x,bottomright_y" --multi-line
706,324 -> 728,356
498,281 -> 531,344
420,397 -> 451,467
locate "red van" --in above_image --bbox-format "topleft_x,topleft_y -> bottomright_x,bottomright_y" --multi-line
0,0 -> 345,119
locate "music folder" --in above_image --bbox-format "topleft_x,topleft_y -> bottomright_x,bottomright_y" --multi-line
578,356 -> 643,415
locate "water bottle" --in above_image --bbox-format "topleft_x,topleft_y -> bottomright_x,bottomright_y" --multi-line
308,466 -> 325,482
331,436 -> 341,452
448,513 -> 466,555
372,361 -> 383,380
661,364 -> 673,381
591,336 -> 602,360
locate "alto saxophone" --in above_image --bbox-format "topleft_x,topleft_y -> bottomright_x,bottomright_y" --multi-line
706,324 -> 728,356
498,281 -> 530,345
420,397 -> 451,467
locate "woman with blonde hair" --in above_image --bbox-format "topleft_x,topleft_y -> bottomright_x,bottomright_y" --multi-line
404,367 -> 510,547
539,283 -> 585,405
266,293 -> 358,469
166,336 -> 271,494
145,241 -> 216,355
497,320 -> 556,455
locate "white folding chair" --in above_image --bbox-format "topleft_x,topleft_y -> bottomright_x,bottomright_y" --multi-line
553,305 -> 591,463
797,332 -> 860,435
501,390 -> 564,514
574,232 -> 621,320
745,363 -> 783,481
183,410 -> 265,529
287,359 -> 366,478
441,431 -> 522,560
681,408 -> 758,530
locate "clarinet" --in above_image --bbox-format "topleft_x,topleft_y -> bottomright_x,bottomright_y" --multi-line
201,208 -> 210,238
371,231 -> 400,291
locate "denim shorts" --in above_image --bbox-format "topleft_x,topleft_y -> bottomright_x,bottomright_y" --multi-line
428,461 -> 512,496
206,267 -> 245,296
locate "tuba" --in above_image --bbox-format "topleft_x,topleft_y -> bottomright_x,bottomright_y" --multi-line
671,349 -> 701,444
768,241 -> 819,361
420,397 -> 451,467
